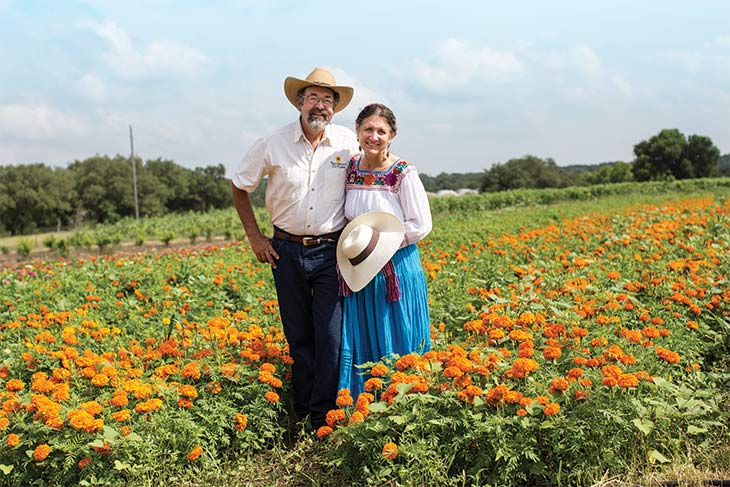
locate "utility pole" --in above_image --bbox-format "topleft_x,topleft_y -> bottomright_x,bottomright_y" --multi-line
129,125 -> 139,220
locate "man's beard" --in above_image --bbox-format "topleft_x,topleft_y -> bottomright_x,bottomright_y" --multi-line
307,111 -> 330,131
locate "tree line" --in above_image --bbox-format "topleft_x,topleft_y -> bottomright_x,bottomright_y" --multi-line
0,155 -> 232,235
1,128 -> 726,236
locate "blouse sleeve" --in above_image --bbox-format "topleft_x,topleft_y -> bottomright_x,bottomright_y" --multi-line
398,167 -> 432,245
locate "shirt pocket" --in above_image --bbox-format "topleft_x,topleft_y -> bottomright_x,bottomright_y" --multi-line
323,153 -> 349,202
279,166 -> 307,202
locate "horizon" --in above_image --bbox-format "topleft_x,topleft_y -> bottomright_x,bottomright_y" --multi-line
1,1 -> 728,177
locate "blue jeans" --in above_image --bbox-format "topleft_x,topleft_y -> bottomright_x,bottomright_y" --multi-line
271,232 -> 342,429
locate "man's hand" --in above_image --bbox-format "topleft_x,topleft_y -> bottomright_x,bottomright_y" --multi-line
249,233 -> 279,269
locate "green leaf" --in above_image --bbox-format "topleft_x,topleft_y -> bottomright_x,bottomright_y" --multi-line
114,459 -> 131,471
389,415 -> 408,425
649,450 -> 670,464
632,418 -> 654,435
687,425 -> 708,435
103,425 -> 120,443
0,464 -> 13,475
369,402 -> 388,414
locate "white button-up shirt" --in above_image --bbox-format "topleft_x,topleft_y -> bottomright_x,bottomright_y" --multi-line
232,120 -> 359,235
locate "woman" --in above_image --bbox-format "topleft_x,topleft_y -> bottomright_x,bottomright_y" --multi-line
337,103 -> 432,398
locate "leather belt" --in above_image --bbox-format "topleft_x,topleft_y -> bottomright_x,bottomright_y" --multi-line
273,229 -> 342,246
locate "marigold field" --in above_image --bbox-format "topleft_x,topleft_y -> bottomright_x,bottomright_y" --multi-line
1,187 -> 729,486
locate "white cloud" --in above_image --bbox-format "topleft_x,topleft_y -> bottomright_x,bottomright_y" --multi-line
412,38 -> 524,91
0,103 -> 88,140
542,45 -> 603,77
573,46 -> 603,77
80,73 -> 108,100
706,35 -> 730,48
89,21 -> 208,79
611,75 -> 632,96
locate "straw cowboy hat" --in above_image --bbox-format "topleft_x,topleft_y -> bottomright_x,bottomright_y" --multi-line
284,67 -> 354,113
337,211 -> 405,292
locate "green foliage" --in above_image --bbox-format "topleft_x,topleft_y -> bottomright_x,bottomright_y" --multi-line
420,172 -> 484,192
633,129 -> 720,181
480,155 -> 571,192
16,238 -> 32,257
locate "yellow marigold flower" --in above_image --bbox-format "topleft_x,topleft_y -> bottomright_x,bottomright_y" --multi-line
264,391 -> 279,403
6,433 -> 19,447
382,441 -> 398,460
33,443 -> 51,461
316,425 -> 333,440
234,413 -> 248,432
112,409 -> 131,422
187,445 -> 203,461
178,385 -> 198,399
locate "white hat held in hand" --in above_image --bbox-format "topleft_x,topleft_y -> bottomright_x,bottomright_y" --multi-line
336,211 -> 405,292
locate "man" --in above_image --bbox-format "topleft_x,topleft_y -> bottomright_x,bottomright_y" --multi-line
231,67 -> 359,429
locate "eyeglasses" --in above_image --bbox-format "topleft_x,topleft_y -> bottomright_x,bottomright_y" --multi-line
303,94 -> 335,108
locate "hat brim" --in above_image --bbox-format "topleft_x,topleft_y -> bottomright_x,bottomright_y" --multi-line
336,212 -> 405,292
284,77 -> 354,113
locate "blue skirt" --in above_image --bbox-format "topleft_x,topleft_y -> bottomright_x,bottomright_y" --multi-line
338,244 -> 431,399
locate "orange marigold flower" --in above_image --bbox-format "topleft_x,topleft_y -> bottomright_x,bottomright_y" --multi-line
91,373 -> 110,387
349,411 -> 365,424
33,443 -> 51,461
382,441 -> 398,460
516,408 -> 528,417
655,347 -> 681,364
549,377 -> 570,393
618,373 -> 639,388
335,393 -> 353,407
364,377 -> 383,392
264,391 -> 280,403
443,366 -> 464,378
78,457 -> 92,469
187,445 -> 203,461
5,379 -> 24,392
370,364 -> 389,377
543,403 -> 561,416
542,346 -> 562,360
316,425 -> 333,440
6,433 -> 19,447
567,367 -> 584,379
325,409 -> 346,427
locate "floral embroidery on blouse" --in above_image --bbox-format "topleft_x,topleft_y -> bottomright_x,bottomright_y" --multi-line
345,155 -> 414,193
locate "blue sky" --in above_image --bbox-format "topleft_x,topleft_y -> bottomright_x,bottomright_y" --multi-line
1,0 -> 728,176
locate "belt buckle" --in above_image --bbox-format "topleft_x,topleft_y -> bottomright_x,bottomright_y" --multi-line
302,237 -> 320,246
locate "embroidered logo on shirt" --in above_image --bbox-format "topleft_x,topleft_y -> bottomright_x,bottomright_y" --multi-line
329,156 -> 347,169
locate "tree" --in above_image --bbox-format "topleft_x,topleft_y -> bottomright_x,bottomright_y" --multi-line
719,153 -> 730,177
0,164 -> 76,234
684,135 -> 719,178
633,129 -> 719,181
480,155 -> 570,192
69,155 -> 137,223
